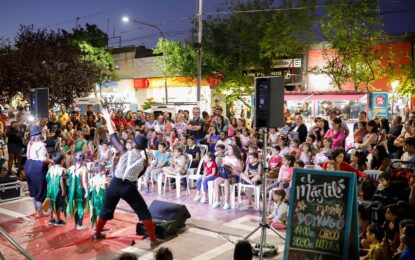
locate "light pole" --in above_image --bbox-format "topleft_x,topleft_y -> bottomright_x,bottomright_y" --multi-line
196,0 -> 203,103
391,80 -> 399,119
122,16 -> 168,104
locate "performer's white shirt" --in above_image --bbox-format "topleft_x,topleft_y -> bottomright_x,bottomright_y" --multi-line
27,141 -> 48,161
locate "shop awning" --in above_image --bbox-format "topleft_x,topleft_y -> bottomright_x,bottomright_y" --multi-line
285,92 -> 367,101
284,94 -> 314,101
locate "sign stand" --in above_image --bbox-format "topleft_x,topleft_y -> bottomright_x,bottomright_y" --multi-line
283,168 -> 359,260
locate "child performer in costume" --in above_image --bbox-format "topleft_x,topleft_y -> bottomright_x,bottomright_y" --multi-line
68,152 -> 88,230
45,152 -> 67,226
89,163 -> 107,229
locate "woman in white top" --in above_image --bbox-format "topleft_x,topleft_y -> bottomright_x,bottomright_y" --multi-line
24,125 -> 53,217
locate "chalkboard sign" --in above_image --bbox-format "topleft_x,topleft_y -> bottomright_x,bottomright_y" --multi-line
284,169 -> 359,260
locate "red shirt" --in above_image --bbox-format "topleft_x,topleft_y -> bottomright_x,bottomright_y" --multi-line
203,161 -> 217,177
322,161 -> 365,178
112,117 -> 127,129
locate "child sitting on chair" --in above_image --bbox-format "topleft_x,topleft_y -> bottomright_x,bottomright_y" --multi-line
193,152 -> 217,203
241,152 -> 262,185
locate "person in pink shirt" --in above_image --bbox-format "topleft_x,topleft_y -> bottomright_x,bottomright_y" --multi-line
267,154 -> 295,191
324,118 -> 345,150
268,145 -> 282,178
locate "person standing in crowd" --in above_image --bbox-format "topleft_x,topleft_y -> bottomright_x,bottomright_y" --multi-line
7,114 -> 26,175
46,112 -> 61,140
187,107 -> 205,144
24,125 -> 54,217
388,116 -> 404,159
93,108 -> 159,247
69,101 -> 80,113
58,104 -> 69,129
288,115 -> 308,143
112,110 -> 127,131
353,111 -> 368,132
70,111 -> 81,130
86,105 -> 96,118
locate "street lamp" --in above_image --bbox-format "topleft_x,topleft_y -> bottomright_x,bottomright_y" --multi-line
122,16 -> 168,104
391,80 -> 399,118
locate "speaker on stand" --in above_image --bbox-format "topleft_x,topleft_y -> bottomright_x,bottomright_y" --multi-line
246,76 -> 286,259
30,88 -> 49,120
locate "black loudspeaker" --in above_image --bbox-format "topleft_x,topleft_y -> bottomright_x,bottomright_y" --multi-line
30,88 -> 49,119
255,76 -> 285,128
149,200 -> 191,228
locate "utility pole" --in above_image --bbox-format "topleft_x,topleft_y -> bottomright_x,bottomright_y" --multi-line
196,0 -> 203,103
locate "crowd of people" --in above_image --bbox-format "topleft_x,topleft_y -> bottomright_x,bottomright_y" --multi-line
1,100 -> 415,258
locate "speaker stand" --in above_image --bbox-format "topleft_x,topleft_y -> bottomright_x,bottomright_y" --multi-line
243,128 -> 285,259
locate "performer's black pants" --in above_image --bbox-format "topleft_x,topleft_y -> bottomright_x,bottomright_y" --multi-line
99,178 -> 152,221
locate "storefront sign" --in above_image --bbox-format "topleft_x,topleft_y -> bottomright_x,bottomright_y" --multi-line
284,169 -> 359,260
370,92 -> 388,119
134,78 -> 150,89
272,58 -> 302,69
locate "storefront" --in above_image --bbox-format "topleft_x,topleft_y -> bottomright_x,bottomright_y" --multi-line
134,76 -> 211,112
284,91 -> 367,122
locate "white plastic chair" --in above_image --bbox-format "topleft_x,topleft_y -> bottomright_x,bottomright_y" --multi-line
208,181 -> 237,209
237,182 -> 261,211
187,159 -> 204,192
161,154 -> 192,198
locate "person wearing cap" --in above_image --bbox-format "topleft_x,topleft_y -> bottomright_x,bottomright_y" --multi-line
67,152 -> 88,230
93,108 -> 159,246
24,125 -> 54,217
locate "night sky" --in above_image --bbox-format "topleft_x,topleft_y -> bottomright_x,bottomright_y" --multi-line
1,0 -> 415,48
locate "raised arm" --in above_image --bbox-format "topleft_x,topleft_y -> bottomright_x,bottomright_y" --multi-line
102,108 -> 126,155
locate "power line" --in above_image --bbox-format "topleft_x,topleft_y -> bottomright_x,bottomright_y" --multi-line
202,1 -> 409,16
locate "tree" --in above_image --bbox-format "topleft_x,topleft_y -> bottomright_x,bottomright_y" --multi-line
154,0 -> 317,103
63,24 -> 118,84
315,0 -> 393,90
0,25 -> 117,106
